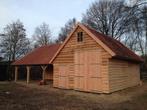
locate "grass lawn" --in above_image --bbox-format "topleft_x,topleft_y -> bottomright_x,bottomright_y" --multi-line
0,81 -> 147,110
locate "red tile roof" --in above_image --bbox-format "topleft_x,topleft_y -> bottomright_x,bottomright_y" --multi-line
12,44 -> 61,65
84,24 -> 143,62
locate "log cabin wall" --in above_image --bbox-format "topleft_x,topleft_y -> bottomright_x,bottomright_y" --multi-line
108,59 -> 140,92
53,26 -> 111,93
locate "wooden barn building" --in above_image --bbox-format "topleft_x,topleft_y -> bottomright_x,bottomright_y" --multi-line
12,23 -> 143,93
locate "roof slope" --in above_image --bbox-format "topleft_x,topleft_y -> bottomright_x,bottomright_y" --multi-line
12,44 -> 61,65
84,24 -> 143,62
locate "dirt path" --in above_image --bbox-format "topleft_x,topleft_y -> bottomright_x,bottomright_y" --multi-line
0,81 -> 147,110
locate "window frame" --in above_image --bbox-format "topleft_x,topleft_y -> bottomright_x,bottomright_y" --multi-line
77,32 -> 83,42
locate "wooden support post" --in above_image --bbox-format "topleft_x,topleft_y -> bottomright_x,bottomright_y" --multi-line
41,65 -> 47,81
14,66 -> 18,82
26,66 -> 31,84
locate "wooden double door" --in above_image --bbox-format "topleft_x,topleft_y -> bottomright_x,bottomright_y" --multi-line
74,49 -> 102,92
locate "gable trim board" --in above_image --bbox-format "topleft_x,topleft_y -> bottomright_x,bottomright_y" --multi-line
49,23 -> 115,64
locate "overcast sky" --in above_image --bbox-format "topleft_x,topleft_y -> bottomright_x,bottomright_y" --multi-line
0,0 -> 95,39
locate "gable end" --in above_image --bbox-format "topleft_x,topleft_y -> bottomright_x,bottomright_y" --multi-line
50,23 -> 115,63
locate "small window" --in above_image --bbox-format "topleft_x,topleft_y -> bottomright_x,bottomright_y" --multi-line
77,32 -> 83,42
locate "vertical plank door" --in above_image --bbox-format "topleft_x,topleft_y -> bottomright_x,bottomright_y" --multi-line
74,49 -> 102,92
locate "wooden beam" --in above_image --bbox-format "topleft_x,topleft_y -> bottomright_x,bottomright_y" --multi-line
41,66 -> 47,81
14,66 -> 18,82
26,66 -> 31,84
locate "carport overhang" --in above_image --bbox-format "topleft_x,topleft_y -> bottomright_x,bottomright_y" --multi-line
11,44 -> 61,84
12,63 -> 52,84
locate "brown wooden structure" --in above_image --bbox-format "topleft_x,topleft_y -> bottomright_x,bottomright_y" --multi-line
12,23 -> 143,93
50,23 -> 143,93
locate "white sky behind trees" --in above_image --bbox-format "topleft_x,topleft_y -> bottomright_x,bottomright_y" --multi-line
0,0 -> 95,39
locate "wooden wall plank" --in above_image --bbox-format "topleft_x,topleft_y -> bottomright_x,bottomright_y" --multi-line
108,59 -> 140,92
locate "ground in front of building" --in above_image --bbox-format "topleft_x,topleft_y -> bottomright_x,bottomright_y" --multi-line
0,81 -> 147,110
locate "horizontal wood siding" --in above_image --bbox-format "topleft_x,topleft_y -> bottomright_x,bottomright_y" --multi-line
108,59 -> 140,92
53,27 -> 111,93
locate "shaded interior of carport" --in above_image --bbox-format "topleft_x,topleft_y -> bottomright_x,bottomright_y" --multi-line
14,64 -> 53,84
12,44 -> 61,84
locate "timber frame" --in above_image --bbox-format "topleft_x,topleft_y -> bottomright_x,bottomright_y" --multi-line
14,64 -> 52,84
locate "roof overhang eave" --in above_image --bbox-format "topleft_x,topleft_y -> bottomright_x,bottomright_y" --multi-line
112,55 -> 144,63
11,63 -> 52,66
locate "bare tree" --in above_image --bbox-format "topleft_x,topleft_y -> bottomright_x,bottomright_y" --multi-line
82,0 -> 147,56
33,23 -> 52,47
141,6 -> 147,55
0,20 -> 31,61
124,0 -> 147,55
82,0 -> 134,40
56,18 -> 76,43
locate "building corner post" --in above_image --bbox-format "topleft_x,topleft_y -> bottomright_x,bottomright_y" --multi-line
26,66 -> 31,84
41,65 -> 47,82
14,66 -> 18,82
